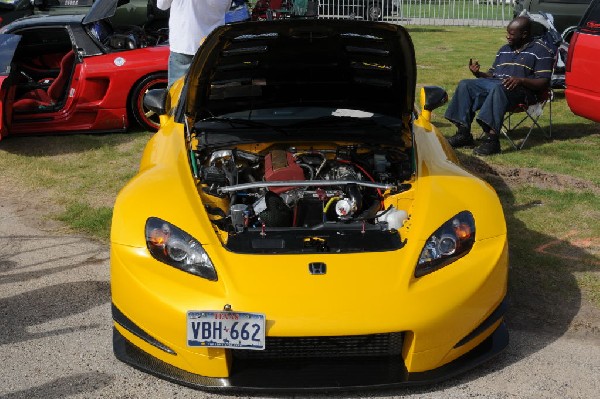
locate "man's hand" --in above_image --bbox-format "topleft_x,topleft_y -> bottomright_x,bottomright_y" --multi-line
503,76 -> 550,92
469,58 -> 481,76
502,77 -> 522,91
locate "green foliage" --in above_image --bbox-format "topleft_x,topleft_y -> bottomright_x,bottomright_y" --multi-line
57,202 -> 113,240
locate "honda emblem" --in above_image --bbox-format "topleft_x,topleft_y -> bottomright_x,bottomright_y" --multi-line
309,262 -> 327,275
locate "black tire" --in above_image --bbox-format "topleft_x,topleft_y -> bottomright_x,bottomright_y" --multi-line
365,2 -> 382,21
129,72 -> 168,131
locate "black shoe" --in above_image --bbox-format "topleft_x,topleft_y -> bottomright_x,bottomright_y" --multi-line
447,131 -> 475,148
473,135 -> 501,156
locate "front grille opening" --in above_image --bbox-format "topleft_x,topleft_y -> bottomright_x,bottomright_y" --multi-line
234,332 -> 403,360
230,333 -> 407,388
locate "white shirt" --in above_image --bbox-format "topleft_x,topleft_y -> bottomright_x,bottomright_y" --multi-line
157,0 -> 230,55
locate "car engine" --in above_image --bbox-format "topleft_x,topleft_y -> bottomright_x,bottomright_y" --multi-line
197,145 -> 412,237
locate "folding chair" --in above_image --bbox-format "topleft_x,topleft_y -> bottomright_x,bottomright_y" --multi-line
501,87 -> 553,150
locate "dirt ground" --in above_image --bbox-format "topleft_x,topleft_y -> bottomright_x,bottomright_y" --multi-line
459,155 -> 600,195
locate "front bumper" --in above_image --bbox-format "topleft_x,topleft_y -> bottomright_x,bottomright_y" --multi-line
113,317 -> 508,391
111,230 -> 509,390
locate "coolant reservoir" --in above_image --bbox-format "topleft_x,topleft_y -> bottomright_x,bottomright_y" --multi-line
376,206 -> 408,230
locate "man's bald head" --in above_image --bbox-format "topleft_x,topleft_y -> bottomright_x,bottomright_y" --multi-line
506,16 -> 532,49
508,16 -> 531,38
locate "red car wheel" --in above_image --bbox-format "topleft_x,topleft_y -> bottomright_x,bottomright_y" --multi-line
130,72 -> 168,131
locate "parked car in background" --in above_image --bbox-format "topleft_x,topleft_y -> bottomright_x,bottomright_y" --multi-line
565,0 -> 600,122
111,18 -> 509,390
250,0 -> 316,20
0,0 -> 169,140
0,0 -> 169,28
513,0 -> 592,38
319,0 -> 397,21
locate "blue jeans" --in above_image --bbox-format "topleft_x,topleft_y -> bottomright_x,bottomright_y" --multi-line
444,78 -> 536,134
168,52 -> 194,88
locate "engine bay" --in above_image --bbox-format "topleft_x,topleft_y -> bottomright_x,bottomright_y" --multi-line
195,143 -> 414,253
87,20 -> 168,50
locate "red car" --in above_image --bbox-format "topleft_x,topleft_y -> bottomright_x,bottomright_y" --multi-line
251,0 -> 293,20
0,0 -> 169,141
565,0 -> 600,122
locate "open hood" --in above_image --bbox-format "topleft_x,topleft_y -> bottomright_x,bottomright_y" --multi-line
0,34 -> 21,75
183,20 -> 417,121
82,0 -> 128,24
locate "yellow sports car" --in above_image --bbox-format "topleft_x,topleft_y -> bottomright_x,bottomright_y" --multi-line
111,19 -> 509,391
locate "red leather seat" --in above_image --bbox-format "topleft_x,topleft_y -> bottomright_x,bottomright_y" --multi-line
13,51 -> 76,112
20,53 -> 64,77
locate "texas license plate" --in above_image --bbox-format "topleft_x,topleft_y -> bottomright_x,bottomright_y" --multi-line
187,311 -> 265,350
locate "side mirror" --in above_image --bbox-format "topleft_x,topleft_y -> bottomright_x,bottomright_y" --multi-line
421,86 -> 448,112
143,88 -> 168,117
418,86 -> 448,130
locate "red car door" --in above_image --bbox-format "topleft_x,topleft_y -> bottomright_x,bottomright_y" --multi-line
565,0 -> 600,122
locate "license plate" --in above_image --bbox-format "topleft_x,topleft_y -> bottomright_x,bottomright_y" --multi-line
187,311 -> 265,350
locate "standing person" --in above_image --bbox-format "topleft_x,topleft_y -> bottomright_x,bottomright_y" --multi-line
444,16 -> 555,156
157,0 -> 230,88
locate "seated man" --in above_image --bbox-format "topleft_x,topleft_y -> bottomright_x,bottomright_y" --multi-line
444,16 -> 554,155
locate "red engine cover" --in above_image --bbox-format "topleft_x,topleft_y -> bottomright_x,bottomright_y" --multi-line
264,150 -> 304,193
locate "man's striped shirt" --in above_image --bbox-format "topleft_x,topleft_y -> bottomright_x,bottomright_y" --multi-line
489,39 -> 555,81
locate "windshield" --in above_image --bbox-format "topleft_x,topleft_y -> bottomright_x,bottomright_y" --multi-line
581,0 -> 600,33
0,34 -> 21,76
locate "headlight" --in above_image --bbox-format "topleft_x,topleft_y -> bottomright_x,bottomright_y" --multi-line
415,211 -> 475,277
145,217 -> 217,281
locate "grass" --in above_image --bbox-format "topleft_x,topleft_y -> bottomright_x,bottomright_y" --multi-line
56,202 -> 114,239
0,131 -> 149,231
0,26 -> 598,317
